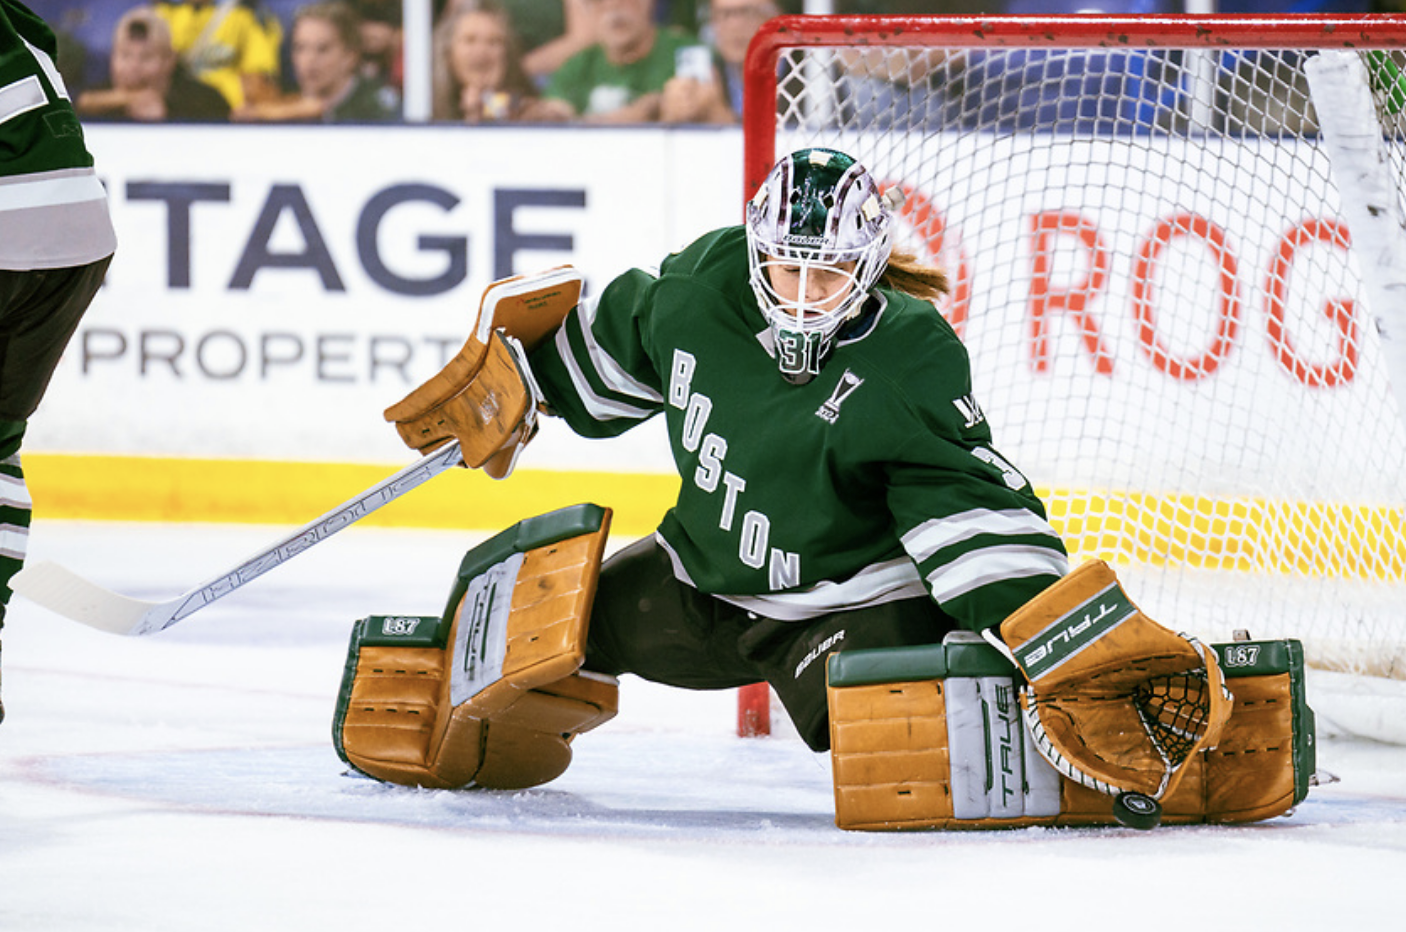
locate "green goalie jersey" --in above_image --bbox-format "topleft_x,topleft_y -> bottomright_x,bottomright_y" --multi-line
0,0 -> 116,270
528,227 -> 1069,630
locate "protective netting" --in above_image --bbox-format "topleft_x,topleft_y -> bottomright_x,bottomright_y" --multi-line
754,23 -> 1406,682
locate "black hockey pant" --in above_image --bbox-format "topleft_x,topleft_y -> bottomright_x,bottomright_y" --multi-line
0,256 -> 113,623
585,536 -> 960,752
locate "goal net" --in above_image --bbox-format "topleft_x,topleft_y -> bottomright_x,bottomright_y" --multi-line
740,14 -> 1406,740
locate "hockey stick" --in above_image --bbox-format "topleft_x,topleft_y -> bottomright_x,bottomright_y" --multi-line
10,440 -> 465,637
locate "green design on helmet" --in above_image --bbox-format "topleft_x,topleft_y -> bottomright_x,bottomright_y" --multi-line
746,148 -> 895,384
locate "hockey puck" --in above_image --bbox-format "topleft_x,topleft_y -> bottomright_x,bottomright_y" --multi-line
1113,792 -> 1163,830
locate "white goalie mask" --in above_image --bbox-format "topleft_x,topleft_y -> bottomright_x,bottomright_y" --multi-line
746,148 -> 896,384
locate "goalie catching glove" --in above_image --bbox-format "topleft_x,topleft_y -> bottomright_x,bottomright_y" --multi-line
827,630 -> 1314,831
986,559 -> 1234,805
384,266 -> 582,479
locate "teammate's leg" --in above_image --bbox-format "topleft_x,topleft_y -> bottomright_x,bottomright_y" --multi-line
0,257 -> 114,721
0,259 -> 112,421
0,420 -> 25,723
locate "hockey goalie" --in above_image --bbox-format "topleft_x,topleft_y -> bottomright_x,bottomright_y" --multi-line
333,148 -> 1316,828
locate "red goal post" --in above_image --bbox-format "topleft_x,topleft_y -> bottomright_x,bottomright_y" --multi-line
743,14 -> 1406,193
736,15 -> 1406,741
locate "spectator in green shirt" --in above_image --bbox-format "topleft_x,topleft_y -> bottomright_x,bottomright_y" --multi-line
536,0 -> 705,122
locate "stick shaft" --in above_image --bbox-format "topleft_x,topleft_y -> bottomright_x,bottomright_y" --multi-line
13,441 -> 464,636
161,441 -> 464,629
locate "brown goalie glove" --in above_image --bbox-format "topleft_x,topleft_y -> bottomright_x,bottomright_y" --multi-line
384,266 -> 582,479
987,559 -> 1234,816
827,631 -> 1314,831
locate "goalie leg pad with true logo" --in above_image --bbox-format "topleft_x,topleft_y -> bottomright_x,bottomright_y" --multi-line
827,637 -> 1063,831
332,503 -> 617,790
826,636 -> 1314,831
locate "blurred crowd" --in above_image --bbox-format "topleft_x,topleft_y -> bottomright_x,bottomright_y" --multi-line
32,0 -> 1388,126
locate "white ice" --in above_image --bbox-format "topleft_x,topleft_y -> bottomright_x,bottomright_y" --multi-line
3,521 -> 1405,932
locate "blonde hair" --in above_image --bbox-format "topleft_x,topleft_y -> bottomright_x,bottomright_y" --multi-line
114,6 -> 174,51
431,0 -> 537,121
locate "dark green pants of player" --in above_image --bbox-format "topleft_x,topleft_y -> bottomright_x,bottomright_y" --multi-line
0,256 -> 111,722
0,257 -> 112,423
585,536 -> 959,752
0,256 -> 113,617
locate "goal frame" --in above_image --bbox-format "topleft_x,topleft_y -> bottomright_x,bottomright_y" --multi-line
736,13 -> 1406,738
743,13 -> 1406,196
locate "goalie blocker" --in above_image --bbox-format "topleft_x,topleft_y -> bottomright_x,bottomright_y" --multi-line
827,635 -> 1316,831
333,504 -> 616,790
384,265 -> 583,479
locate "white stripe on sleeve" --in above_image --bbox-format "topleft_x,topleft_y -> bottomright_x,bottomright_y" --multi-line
555,325 -> 658,422
575,296 -> 664,405
924,545 -> 1070,605
901,508 -> 1062,563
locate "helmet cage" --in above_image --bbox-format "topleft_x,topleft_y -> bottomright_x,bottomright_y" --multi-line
745,149 -> 893,379
751,246 -> 873,313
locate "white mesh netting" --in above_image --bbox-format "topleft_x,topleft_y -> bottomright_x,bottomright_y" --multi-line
755,24 -> 1406,685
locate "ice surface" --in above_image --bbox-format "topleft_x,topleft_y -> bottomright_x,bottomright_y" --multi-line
2,522 -> 1404,931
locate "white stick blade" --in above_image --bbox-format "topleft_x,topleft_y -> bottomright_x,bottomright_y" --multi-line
10,561 -> 166,636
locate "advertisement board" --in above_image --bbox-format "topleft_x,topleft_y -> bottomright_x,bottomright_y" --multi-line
33,124 -> 743,468
26,123 -> 1405,542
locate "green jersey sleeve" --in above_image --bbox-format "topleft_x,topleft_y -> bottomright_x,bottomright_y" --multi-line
528,266 -> 667,439
868,312 -> 1069,628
